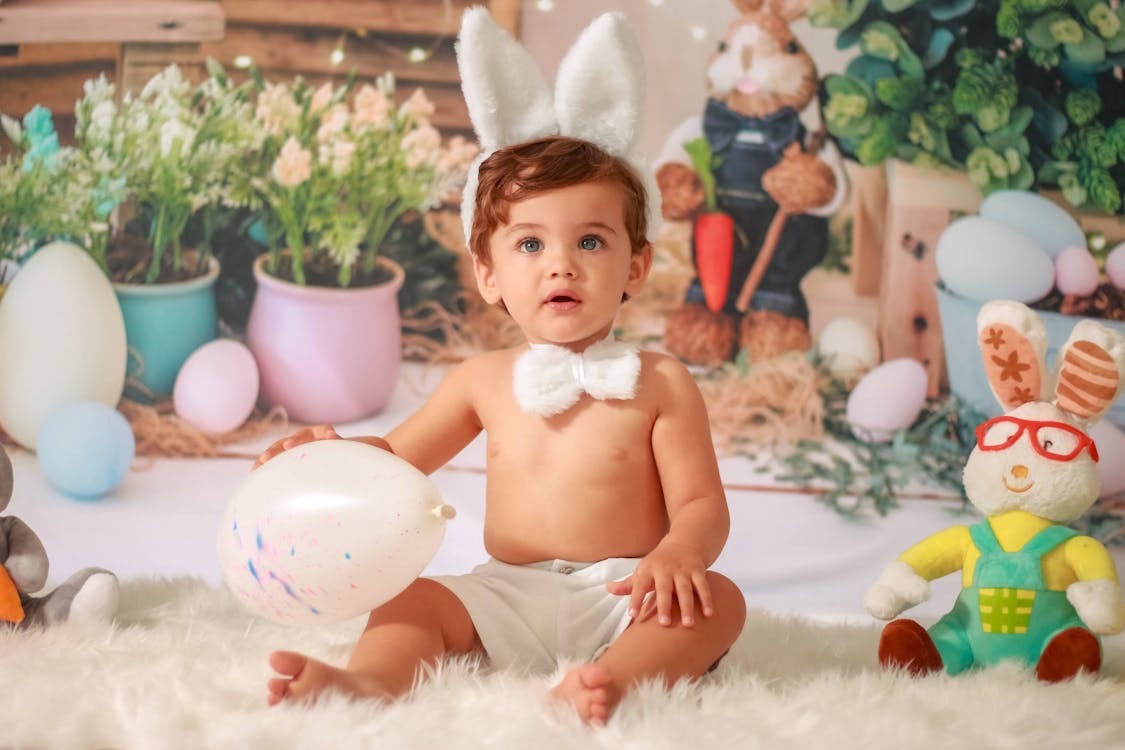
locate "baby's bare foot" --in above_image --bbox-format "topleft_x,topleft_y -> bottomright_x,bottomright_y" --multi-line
267,650 -> 392,706
550,662 -> 620,725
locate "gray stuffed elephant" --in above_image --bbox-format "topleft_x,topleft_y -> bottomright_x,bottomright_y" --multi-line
0,445 -> 118,627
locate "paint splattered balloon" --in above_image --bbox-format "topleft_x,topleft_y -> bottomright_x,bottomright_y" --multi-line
217,439 -> 455,624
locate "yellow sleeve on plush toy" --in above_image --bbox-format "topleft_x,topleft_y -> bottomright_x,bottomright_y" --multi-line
897,525 -> 973,582
0,565 -> 25,623
1063,536 -> 1120,583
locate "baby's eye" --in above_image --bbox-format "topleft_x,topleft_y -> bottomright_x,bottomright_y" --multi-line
786,41 -> 799,54
518,238 -> 542,253
579,235 -> 603,251
718,41 -> 728,53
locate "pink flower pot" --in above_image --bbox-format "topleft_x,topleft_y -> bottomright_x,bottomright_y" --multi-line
247,255 -> 405,424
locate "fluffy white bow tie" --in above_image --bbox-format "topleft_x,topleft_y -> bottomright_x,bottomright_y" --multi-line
512,338 -> 641,416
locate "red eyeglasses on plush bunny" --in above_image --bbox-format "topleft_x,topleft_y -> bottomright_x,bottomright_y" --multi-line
655,0 -> 847,367
865,300 -> 1125,682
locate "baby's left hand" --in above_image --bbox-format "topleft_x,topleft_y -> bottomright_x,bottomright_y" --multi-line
607,539 -> 712,627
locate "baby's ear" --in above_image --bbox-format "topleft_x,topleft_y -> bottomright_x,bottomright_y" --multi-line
1054,319 -> 1125,425
554,12 -> 644,156
456,7 -> 556,151
977,300 -> 1048,411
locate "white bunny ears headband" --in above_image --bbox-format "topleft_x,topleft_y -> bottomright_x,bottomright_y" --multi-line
455,7 -> 662,246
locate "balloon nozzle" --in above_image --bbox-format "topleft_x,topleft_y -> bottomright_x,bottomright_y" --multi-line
432,504 -> 457,520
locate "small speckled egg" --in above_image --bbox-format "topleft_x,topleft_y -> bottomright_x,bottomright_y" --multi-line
845,358 -> 928,443
816,317 -> 880,380
979,190 -> 1086,259
1106,242 -> 1125,290
1054,246 -> 1100,296
935,216 -> 1054,303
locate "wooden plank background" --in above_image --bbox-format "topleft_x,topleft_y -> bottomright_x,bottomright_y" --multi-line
0,0 -> 519,145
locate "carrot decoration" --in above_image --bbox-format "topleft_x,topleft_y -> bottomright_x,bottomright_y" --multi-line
694,212 -> 735,312
684,137 -> 735,313
0,565 -> 24,623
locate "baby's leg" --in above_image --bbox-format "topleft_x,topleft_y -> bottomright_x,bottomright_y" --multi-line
268,578 -> 481,705
552,571 -> 745,723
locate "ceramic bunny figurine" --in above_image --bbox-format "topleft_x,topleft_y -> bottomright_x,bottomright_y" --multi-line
655,0 -> 847,366
0,445 -> 119,628
865,300 -> 1125,681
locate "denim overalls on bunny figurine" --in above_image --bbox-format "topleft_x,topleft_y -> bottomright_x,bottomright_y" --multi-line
865,300 -> 1125,681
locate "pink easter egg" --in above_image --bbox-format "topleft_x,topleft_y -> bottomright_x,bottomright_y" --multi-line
1054,246 -> 1100,296
173,339 -> 260,434
845,358 -> 928,443
1106,242 -> 1125,290
1091,421 -> 1125,499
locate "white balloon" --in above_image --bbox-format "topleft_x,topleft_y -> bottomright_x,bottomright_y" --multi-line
0,242 -> 126,449
218,440 -> 455,624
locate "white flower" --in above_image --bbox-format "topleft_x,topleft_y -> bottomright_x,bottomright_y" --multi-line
325,139 -> 355,175
353,84 -> 391,128
402,125 -> 441,168
310,83 -> 334,114
160,119 -> 195,158
272,136 -> 312,187
316,104 -> 349,143
256,83 -> 300,136
400,88 -> 435,123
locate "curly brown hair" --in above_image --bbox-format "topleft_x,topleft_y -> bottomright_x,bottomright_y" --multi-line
469,136 -> 649,263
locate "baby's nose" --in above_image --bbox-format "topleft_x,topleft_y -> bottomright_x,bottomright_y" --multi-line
1011,465 -> 1029,479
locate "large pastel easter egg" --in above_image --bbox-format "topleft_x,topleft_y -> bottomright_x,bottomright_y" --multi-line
979,190 -> 1086,259
1091,421 -> 1125,499
817,317 -> 880,381
935,217 -> 1055,303
0,242 -> 126,450
218,439 -> 456,624
173,340 -> 260,435
845,358 -> 928,443
1055,246 -> 1100,296
37,401 -> 135,498
1107,242 -> 1125,290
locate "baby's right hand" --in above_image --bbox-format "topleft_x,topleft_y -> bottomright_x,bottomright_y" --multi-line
252,424 -> 340,470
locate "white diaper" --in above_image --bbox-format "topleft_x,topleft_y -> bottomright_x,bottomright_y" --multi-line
430,557 -> 640,674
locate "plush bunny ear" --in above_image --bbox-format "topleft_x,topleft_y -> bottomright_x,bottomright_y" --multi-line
456,6 -> 557,151
1053,319 -> 1125,424
554,12 -> 644,156
977,300 -> 1049,411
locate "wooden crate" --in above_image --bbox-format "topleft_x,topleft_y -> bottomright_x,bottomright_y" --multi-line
875,160 -> 1125,398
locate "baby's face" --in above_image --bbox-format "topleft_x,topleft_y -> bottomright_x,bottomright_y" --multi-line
473,180 -> 650,351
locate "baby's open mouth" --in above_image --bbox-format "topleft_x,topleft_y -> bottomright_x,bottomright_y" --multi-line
1002,478 -> 1034,493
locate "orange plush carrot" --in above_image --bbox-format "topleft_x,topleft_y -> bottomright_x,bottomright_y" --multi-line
695,212 -> 735,313
0,565 -> 24,623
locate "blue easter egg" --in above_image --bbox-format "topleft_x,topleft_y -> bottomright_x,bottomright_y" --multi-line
979,190 -> 1086,259
37,401 -> 135,499
935,216 -> 1055,303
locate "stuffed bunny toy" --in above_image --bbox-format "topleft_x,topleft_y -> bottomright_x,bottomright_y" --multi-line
0,445 -> 119,627
655,0 -> 847,366
865,300 -> 1125,681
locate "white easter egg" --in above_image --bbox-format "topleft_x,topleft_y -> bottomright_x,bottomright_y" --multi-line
1091,421 -> 1125,499
817,317 -> 880,380
845,358 -> 928,443
1106,242 -> 1125,290
1054,246 -> 1100,296
979,190 -> 1086,259
935,217 -> 1055,303
0,242 -> 126,449
173,339 -> 260,435
218,439 -> 455,624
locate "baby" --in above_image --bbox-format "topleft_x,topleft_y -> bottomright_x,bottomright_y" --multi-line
256,10 -> 746,725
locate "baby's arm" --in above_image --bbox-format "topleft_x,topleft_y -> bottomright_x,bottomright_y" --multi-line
253,358 -> 484,474
609,356 -> 729,627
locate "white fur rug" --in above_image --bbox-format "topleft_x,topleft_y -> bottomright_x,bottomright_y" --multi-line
3,578 -> 1125,750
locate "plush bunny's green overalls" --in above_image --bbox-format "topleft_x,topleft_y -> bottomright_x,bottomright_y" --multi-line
928,521 -> 1090,674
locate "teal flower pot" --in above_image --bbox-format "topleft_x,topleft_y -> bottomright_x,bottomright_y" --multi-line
936,282 -> 1125,428
114,259 -> 220,401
